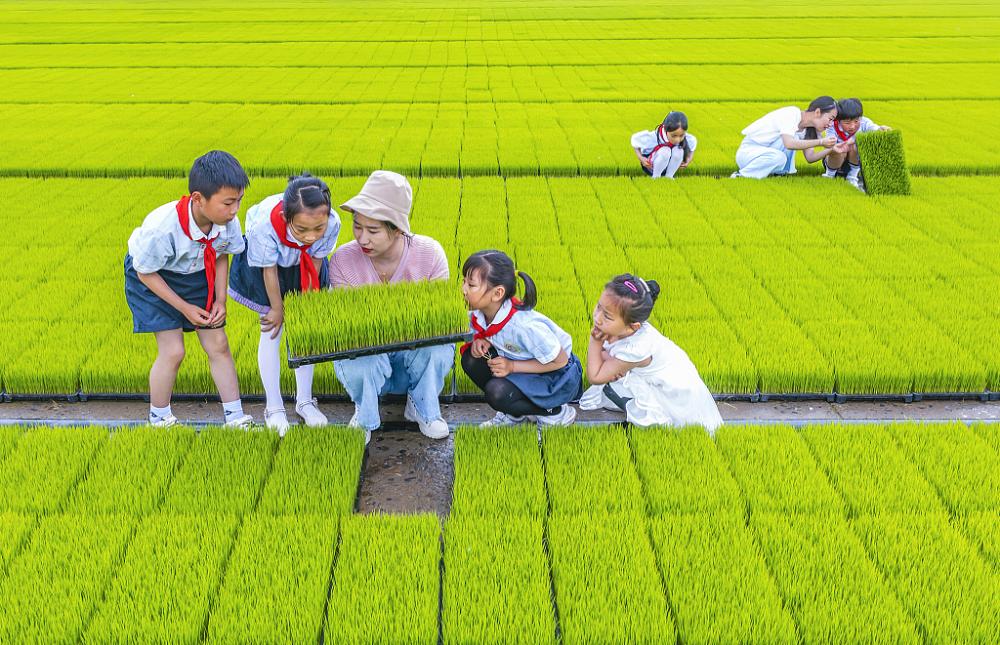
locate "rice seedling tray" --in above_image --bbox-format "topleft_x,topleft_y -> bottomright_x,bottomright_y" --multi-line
286,331 -> 472,368
910,391 -> 991,402
758,392 -> 837,403
833,393 -> 916,403
5,392 -> 80,403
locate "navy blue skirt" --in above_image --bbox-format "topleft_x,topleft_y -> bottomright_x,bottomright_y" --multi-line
507,353 -> 584,409
228,246 -> 330,314
124,254 -> 222,333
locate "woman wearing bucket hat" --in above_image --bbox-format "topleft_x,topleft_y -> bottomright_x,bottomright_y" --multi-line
329,170 -> 453,443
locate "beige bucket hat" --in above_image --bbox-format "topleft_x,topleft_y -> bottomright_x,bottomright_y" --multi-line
339,170 -> 413,235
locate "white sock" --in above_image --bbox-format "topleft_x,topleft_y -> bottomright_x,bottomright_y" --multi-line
149,404 -> 172,422
823,166 -> 838,177
257,326 -> 285,411
295,365 -> 315,406
222,399 -> 245,420
846,163 -> 861,179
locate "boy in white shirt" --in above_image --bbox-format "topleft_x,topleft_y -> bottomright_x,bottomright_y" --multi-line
124,150 -> 252,427
821,97 -> 892,191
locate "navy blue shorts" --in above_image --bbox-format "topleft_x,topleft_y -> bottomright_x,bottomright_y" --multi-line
507,353 -> 584,409
228,247 -> 330,314
124,254 -> 223,333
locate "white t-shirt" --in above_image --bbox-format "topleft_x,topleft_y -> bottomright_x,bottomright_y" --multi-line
244,193 -> 341,268
740,106 -> 804,148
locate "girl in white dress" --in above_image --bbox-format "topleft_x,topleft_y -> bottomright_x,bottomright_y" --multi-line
580,274 -> 723,433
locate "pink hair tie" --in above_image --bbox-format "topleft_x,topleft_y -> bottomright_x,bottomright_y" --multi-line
623,280 -> 639,293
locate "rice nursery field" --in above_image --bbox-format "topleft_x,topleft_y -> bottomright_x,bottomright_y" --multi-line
1,421 -> 998,642
0,0 -> 997,400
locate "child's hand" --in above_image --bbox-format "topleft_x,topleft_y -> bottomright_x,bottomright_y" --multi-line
183,304 -> 213,327
487,356 -> 514,378
206,300 -> 227,327
880,125 -> 892,131
641,157 -> 653,169
679,156 -> 692,169
819,136 -> 838,148
591,327 -> 611,343
260,307 -> 284,339
832,142 -> 851,154
470,338 -> 493,358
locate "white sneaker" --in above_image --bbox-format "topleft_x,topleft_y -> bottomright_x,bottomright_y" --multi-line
149,414 -> 178,428
295,398 -> 328,427
224,413 -> 254,429
730,171 -> 741,179
348,410 -> 371,446
264,408 -> 290,436
479,411 -> 528,427
537,405 -> 577,427
821,172 -> 837,179
846,175 -> 865,192
404,396 -> 449,439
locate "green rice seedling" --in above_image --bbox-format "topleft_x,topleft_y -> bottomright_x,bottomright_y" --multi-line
0,425 -> 21,463
451,426 -> 547,518
548,514 -> 674,644
731,317 -> 836,394
799,320 -> 913,395
888,422 -> 1000,513
801,423 -> 944,514
206,514 -> 337,644
66,425 -> 195,515
86,513 -> 238,643
630,426 -> 743,514
256,426 -> 365,516
971,421 -> 1000,456
716,424 -> 843,514
589,178 -> 667,248
753,512 -> 920,643
284,280 -> 469,361
0,512 -> 34,572
442,516 -> 556,645
506,177 -> 559,243
457,177 -> 508,249
0,513 -> 133,643
852,513 -> 1000,642
326,514 -> 440,645
632,180 -> 724,246
543,425 -> 644,515
0,426 -> 105,514
162,427 -> 276,515
664,319 -> 759,394
856,130 -> 911,195
650,514 -> 798,644
958,512 -> 1000,571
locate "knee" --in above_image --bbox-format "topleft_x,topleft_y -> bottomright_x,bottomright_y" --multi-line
202,332 -> 232,358
336,355 -> 389,384
483,379 -> 510,409
460,349 -> 480,375
159,342 -> 185,368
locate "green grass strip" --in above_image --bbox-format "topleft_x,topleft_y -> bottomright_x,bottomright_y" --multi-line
857,129 -> 911,195
326,513 -> 441,645
548,514 -> 674,644
649,513 -> 798,644
451,425 -> 547,518
852,512 -> 1000,642
958,512 -> 1000,572
543,425 -> 644,515
256,426 -> 365,516
206,514 -> 338,644
0,512 -> 34,573
442,516 -> 556,644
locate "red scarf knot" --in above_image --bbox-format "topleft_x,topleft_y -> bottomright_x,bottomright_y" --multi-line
270,200 -> 321,292
460,299 -> 521,355
176,195 -> 218,311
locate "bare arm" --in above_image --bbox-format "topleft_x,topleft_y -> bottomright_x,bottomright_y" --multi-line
487,348 -> 570,377
782,133 -> 836,151
586,333 -> 647,384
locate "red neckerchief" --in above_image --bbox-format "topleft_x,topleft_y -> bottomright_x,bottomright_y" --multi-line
833,121 -> 853,142
270,200 -> 321,292
648,124 -> 677,159
176,195 -> 217,310
460,299 -> 521,355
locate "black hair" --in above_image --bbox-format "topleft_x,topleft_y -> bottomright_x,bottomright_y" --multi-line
803,96 -> 838,139
605,273 -> 661,324
661,110 -> 692,160
283,172 -> 332,222
836,97 -> 864,120
462,249 -> 537,311
188,150 -> 250,199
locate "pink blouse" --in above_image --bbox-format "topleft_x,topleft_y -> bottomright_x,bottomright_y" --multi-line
329,234 -> 450,287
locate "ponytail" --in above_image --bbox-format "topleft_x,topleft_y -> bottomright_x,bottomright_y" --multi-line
516,270 -> 537,310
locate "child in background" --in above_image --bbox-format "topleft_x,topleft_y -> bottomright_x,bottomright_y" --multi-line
821,97 -> 892,191
580,274 -> 722,433
124,150 -> 252,427
460,250 -> 583,427
631,111 -> 697,179
732,96 -> 842,179
228,173 -> 340,434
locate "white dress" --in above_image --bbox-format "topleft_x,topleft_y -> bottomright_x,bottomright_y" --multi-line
579,323 -> 723,433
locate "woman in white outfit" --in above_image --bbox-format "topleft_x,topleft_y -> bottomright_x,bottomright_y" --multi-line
732,96 -> 843,179
580,274 -> 722,434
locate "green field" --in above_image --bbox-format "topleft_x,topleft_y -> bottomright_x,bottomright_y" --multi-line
0,0 -> 997,400
1,422 -> 999,642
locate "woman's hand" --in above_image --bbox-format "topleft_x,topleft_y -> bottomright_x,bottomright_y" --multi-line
487,356 -> 514,378
832,141 -> 851,155
260,307 -> 284,339
470,338 -> 493,358
880,125 -> 893,131
819,135 -> 838,148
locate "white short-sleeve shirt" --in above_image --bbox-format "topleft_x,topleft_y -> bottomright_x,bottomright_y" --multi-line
825,116 -> 882,144
740,106 -> 804,148
244,193 -> 341,268
471,300 -> 573,364
127,198 -> 245,275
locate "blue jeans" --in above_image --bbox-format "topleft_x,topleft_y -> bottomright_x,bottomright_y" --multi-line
334,345 -> 454,431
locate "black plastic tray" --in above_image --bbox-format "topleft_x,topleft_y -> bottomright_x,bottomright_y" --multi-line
287,332 -> 472,368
